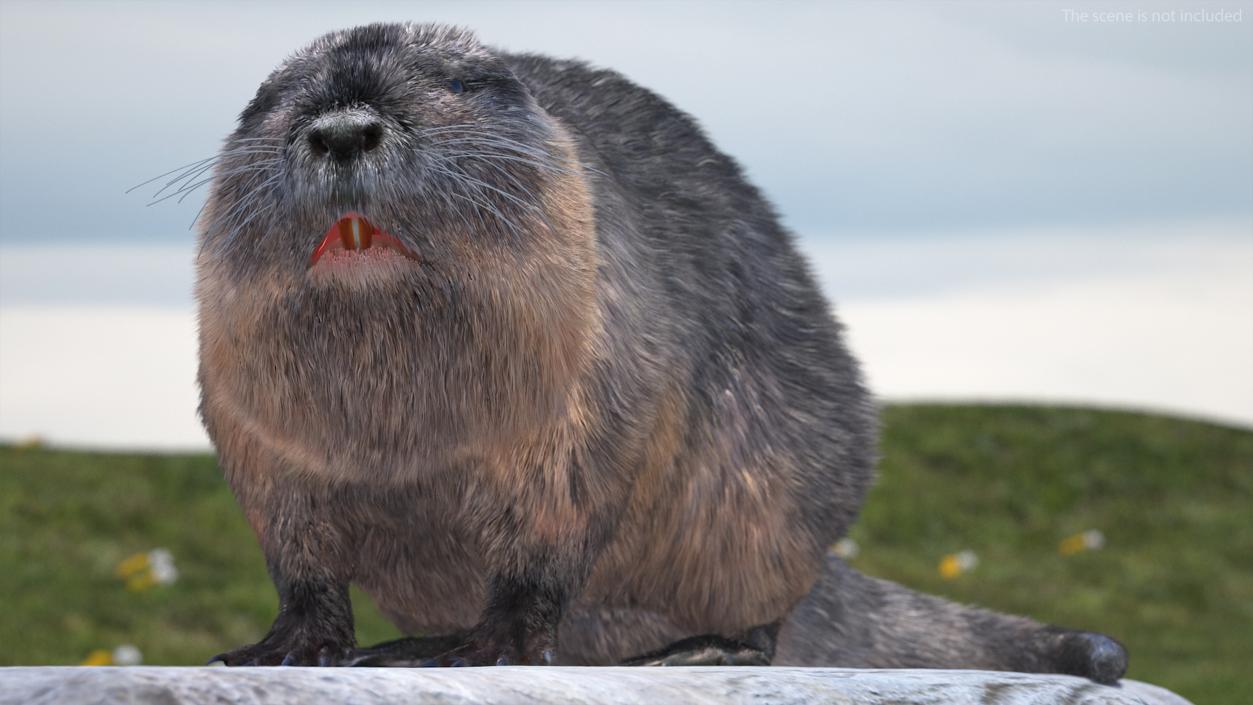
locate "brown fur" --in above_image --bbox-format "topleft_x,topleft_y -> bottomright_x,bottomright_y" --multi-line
200,24 -> 1127,681
200,117 -> 821,649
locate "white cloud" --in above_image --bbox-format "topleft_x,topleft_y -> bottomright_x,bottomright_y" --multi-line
803,218 -> 1253,300
0,245 -> 195,307
0,307 -> 204,450
841,266 -> 1253,427
2,221 -> 1249,449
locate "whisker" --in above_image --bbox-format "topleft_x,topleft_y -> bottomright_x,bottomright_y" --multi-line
126,156 -> 218,194
212,172 -> 285,246
430,136 -> 557,163
174,160 -> 283,204
225,200 -> 277,244
187,169 -> 281,233
422,127 -> 607,177
427,164 -> 523,239
226,170 -> 285,220
451,156 -> 536,203
447,190 -> 516,239
212,169 -> 277,226
131,147 -> 284,196
416,123 -> 483,135
149,162 -> 220,200
152,157 -> 253,201
145,162 -> 279,208
427,160 -> 538,213
421,127 -> 557,154
432,150 -> 569,175
188,197 -> 212,231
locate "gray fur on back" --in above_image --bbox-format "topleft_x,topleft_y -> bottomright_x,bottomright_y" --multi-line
195,23 -> 1127,683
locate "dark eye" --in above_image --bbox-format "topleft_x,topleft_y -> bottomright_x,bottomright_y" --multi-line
447,79 -> 465,94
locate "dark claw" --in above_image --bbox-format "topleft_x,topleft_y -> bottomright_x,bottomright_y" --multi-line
449,657 -> 467,667
212,631 -> 351,668
207,654 -> 229,666
495,655 -> 510,666
344,635 -> 470,667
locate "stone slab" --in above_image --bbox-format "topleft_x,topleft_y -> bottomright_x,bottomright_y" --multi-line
0,666 -> 1195,705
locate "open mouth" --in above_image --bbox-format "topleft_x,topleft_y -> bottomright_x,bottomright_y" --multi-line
309,212 -> 419,267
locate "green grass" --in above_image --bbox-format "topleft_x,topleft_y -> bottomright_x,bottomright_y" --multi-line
1,405 -> 1249,703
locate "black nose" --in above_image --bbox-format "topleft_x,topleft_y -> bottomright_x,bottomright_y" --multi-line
307,112 -> 384,162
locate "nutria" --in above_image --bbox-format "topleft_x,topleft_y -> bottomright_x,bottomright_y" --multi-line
192,22 -> 1126,682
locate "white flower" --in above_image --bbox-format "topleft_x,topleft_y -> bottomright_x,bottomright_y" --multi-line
112,644 -> 143,666
831,538 -> 860,559
1082,529 -> 1105,550
955,550 -> 979,571
147,548 -> 179,585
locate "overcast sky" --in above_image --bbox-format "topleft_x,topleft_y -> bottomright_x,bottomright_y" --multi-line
1,1 -> 1251,444
1,0 -> 1250,245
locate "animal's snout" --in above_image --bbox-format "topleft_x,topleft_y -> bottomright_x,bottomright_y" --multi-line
307,111 -> 384,162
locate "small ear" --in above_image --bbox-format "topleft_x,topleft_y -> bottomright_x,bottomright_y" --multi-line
238,71 -> 287,126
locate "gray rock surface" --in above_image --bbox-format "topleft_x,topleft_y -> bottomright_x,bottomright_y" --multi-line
0,666 -> 1194,705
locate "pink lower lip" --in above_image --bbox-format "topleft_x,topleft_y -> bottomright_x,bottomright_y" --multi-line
309,212 -> 419,266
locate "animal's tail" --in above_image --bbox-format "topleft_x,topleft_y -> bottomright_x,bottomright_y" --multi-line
775,555 -> 1128,684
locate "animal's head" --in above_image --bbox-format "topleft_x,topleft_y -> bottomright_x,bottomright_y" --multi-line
196,22 -> 594,295
189,25 -> 601,466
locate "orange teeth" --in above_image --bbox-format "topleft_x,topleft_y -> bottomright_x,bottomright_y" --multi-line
309,211 -> 420,266
338,214 -> 375,250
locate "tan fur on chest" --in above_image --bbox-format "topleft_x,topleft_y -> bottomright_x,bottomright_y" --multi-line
197,130 -> 600,486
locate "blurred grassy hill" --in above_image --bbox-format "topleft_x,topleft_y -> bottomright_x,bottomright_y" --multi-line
1,404 -> 1249,703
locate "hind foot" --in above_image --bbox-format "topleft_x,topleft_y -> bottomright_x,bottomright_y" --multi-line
1045,629 -> 1128,685
342,633 -> 468,666
621,622 -> 779,666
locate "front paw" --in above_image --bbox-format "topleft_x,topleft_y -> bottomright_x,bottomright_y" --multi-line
211,621 -> 352,666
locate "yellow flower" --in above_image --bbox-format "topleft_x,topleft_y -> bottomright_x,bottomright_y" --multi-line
115,549 -> 179,589
1059,530 -> 1105,556
80,645 -> 143,666
938,550 -> 978,580
81,649 -> 112,666
115,552 -> 150,579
